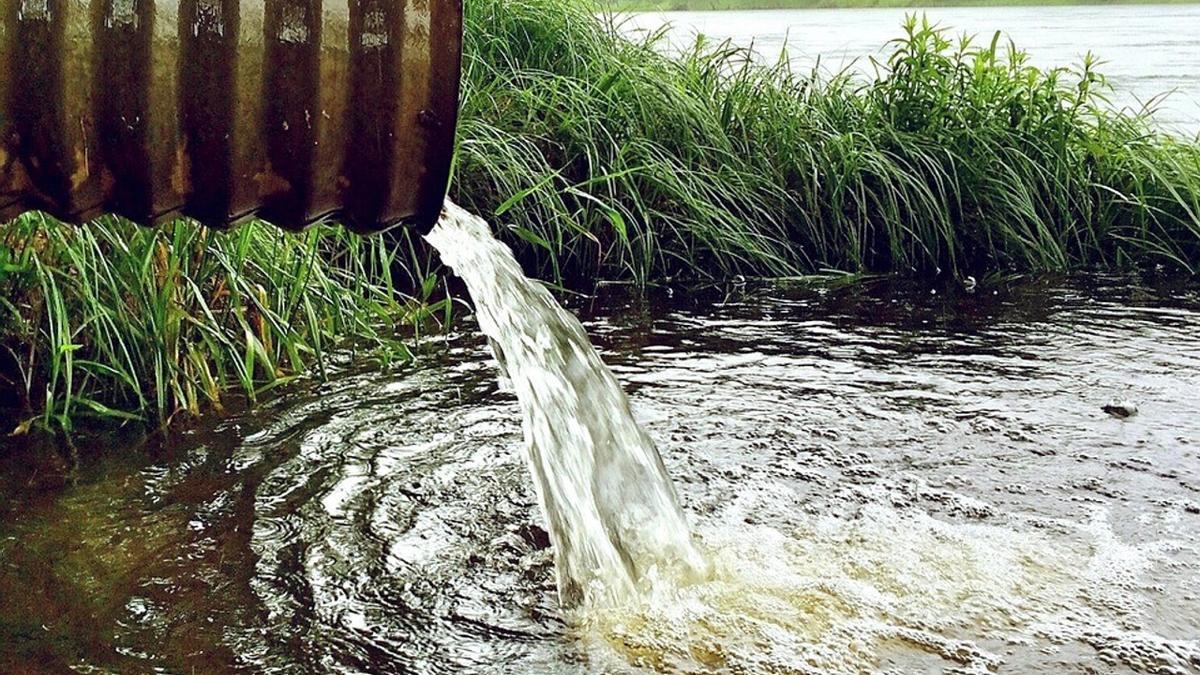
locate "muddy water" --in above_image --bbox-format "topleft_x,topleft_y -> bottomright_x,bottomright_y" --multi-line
2,275 -> 1199,673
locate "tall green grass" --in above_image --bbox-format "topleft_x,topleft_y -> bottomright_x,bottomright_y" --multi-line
455,2 -> 1200,283
0,215 -> 446,431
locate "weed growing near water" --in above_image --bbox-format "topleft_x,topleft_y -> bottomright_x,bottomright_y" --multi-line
456,3 -> 1200,283
0,215 -> 446,431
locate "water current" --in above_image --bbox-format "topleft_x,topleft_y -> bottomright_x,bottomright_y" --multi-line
1,211 -> 1198,673
425,203 -> 708,607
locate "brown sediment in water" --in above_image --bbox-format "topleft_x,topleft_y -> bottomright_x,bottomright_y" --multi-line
0,431 -> 266,673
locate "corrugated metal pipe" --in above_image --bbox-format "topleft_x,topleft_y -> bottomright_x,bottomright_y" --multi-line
0,0 -> 461,233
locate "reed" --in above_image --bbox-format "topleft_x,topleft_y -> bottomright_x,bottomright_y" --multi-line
0,214 -> 446,431
607,0 -> 1195,12
455,2 -> 1200,283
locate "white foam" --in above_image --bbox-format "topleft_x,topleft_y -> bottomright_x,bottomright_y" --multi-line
578,503 -> 1197,673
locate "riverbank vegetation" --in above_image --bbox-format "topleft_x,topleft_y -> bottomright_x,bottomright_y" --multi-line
4,0 -> 1200,429
0,216 -> 445,431
456,0 -> 1200,284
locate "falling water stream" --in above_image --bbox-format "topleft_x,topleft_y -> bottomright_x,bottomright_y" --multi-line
1,205 -> 1199,673
425,203 -> 708,607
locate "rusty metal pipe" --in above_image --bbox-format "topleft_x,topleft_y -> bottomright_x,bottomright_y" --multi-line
0,0 -> 460,233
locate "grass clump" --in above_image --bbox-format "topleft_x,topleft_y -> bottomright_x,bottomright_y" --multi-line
455,2 -> 1200,283
0,214 -> 444,431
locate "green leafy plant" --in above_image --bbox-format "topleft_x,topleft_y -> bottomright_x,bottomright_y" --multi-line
0,214 -> 447,431
456,1 -> 1200,283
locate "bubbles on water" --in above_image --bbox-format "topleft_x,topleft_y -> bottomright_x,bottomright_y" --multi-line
578,501 -> 1198,674
429,219 -> 1200,673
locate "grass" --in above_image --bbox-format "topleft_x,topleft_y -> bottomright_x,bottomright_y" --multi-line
4,0 -> 1200,430
606,0 -> 1197,12
0,215 -> 448,432
454,1 -> 1200,283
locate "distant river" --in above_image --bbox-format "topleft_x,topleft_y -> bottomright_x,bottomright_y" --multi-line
624,4 -> 1200,135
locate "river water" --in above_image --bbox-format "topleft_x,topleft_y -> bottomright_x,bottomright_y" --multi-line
622,4 -> 1200,135
2,273 -> 1198,673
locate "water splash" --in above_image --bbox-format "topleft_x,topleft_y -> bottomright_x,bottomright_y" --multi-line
425,204 -> 1200,672
426,202 -> 709,606
4,268 -> 1197,672
578,501 -> 1200,674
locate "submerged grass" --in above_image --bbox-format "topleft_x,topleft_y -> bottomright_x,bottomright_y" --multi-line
456,1 -> 1200,283
0,215 -> 446,431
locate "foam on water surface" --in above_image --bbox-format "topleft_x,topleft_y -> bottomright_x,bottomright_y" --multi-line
427,202 -> 1200,674
5,207 -> 1197,673
579,504 -> 1199,674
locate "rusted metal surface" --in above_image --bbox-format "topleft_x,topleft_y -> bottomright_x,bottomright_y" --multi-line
0,0 -> 461,232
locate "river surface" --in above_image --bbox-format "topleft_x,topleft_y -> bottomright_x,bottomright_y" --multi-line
622,4 -> 1200,135
2,275 -> 1198,673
